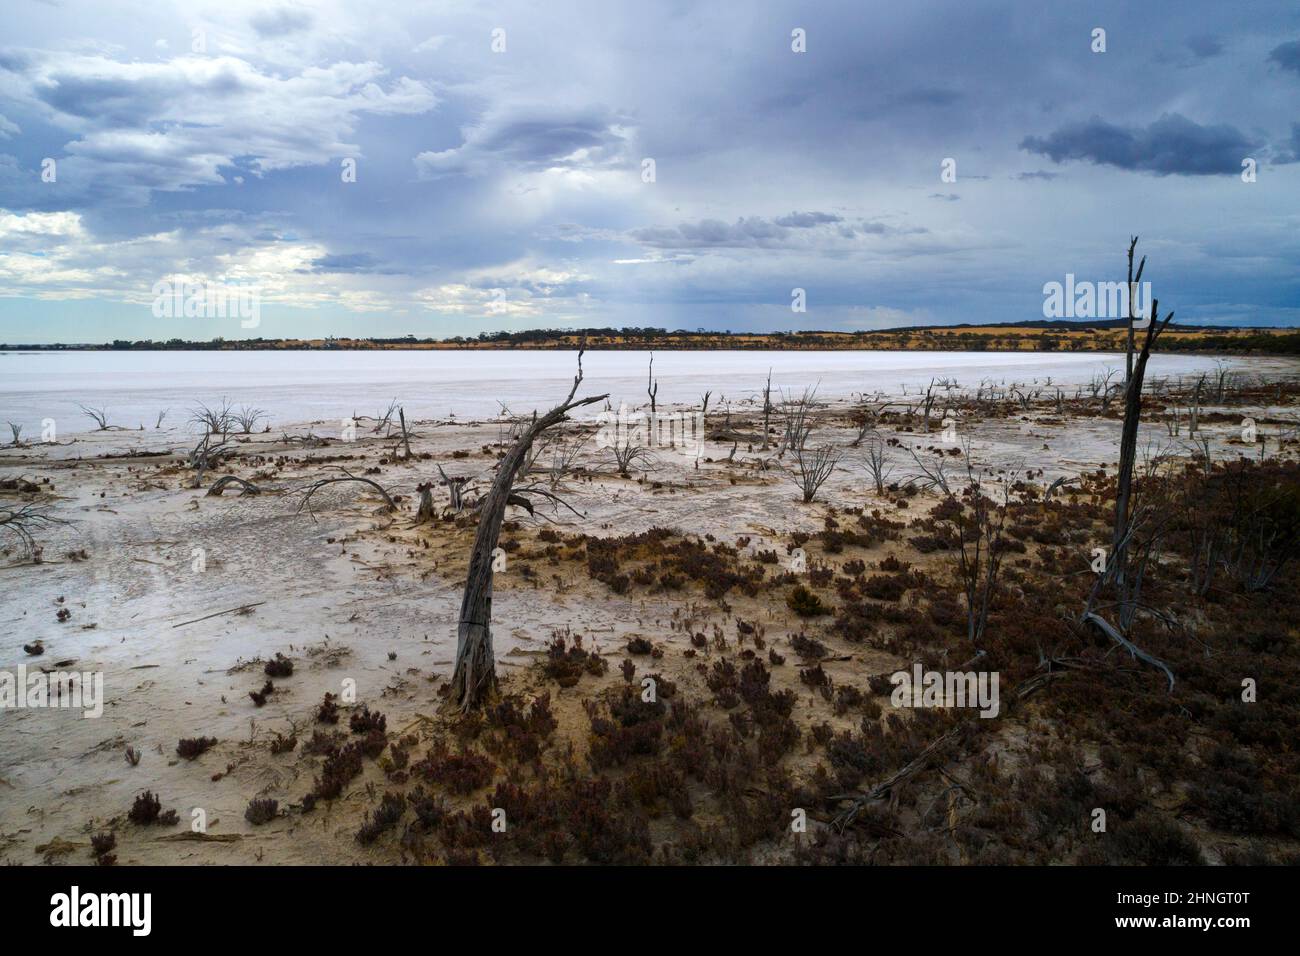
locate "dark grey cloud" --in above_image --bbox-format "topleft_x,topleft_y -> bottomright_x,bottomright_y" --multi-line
1185,35 -> 1224,59
1269,40 -> 1300,75
1020,113 -> 1253,175
250,9 -> 315,38
1280,122 -> 1300,163
1,0 -> 1298,339
415,106 -> 629,178
887,87 -> 962,108
306,252 -> 401,274
0,49 -> 34,72
630,218 -> 787,249
773,211 -> 842,228
33,65 -> 249,125
630,214 -> 911,251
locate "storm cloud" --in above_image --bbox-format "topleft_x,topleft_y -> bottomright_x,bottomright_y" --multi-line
414,106 -> 631,179
0,0 -> 1295,341
1268,40 -> 1300,75
1020,114 -> 1255,176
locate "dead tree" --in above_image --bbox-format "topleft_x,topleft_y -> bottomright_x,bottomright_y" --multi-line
829,724 -> 965,832
414,481 -> 436,523
6,423 -> 21,446
907,445 -> 953,495
1211,359 -> 1232,403
544,431 -> 590,489
919,444 -> 1012,647
190,400 -> 233,438
232,405 -> 266,434
780,385 -> 817,455
188,432 -> 233,488
296,468 -> 396,517
1082,237 -> 1176,690
78,405 -> 114,431
1122,236 -> 1145,391
1098,368 -> 1121,412
0,502 -> 65,560
646,354 -> 658,415
436,464 -> 472,513
789,443 -> 841,503
954,467 -> 1011,647
373,399 -> 399,435
206,475 -> 261,496
849,392 -> 889,446
398,407 -> 413,459
1044,475 -> 1080,500
861,432 -> 893,495
1186,374 -> 1206,434
761,368 -> 773,450
919,378 -> 939,432
608,428 -> 655,478
449,352 -> 607,712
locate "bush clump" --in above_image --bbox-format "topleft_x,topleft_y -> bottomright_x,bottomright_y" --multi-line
787,584 -> 828,617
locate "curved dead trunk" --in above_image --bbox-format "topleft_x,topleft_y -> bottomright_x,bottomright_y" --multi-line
448,356 -> 606,712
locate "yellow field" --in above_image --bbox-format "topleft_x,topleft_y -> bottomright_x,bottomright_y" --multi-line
250,326 -> 1294,353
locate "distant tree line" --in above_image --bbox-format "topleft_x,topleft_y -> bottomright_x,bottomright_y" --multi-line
4,327 -> 1297,354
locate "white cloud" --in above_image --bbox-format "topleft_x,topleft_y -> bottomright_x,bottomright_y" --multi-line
412,35 -> 449,53
3,51 -> 436,198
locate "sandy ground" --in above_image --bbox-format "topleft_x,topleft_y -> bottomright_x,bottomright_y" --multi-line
2,369 -> 1299,865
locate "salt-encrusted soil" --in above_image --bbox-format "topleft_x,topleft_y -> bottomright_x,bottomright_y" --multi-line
2,368 -> 1298,865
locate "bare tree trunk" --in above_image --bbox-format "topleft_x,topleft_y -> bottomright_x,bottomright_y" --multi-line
646,353 -> 658,415
437,465 -> 469,513
415,481 -> 435,523
1110,294 -> 1169,576
1123,236 -> 1139,389
448,354 -> 607,711
399,407 -> 412,459
761,368 -> 773,450
1083,237 -> 1175,689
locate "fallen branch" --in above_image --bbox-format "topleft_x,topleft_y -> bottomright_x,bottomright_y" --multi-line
828,725 -> 965,832
498,482 -> 585,522
296,468 -> 396,517
1044,476 -> 1079,499
171,601 -> 266,629
0,502 -> 66,559
206,475 -> 261,497
1081,610 -> 1175,692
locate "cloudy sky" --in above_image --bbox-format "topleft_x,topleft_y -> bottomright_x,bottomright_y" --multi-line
0,0 -> 1297,343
